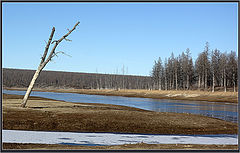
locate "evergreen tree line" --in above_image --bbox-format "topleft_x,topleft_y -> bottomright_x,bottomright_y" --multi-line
151,42 -> 238,92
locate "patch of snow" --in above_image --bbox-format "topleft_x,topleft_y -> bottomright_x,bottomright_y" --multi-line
2,130 -> 238,146
183,94 -> 200,98
165,94 -> 200,98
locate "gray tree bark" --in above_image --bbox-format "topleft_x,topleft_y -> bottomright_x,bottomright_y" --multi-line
233,73 -> 236,92
21,22 -> 80,108
224,69 -> 227,92
175,70 -> 178,90
165,74 -> 167,90
198,75 -> 201,90
212,72 -> 215,92
205,69 -> 207,90
158,77 -> 161,90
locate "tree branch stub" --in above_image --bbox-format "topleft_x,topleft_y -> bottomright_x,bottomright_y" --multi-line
40,27 -> 55,64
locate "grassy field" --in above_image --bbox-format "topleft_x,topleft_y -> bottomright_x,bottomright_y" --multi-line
4,87 -> 238,103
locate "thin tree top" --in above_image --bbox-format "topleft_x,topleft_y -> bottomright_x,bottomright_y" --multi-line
40,21 -> 80,68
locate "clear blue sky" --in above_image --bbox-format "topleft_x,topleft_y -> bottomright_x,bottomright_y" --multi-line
2,2 -> 238,76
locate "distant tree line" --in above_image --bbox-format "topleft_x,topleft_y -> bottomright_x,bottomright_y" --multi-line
151,42 -> 238,92
3,42 -> 237,92
3,68 -> 151,90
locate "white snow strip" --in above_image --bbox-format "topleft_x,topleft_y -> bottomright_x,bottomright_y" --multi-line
2,130 -> 238,146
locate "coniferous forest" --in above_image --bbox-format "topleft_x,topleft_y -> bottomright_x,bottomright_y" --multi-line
3,42 -> 238,92
151,42 -> 238,92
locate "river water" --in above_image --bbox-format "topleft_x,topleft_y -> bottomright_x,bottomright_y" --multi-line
3,89 -> 238,123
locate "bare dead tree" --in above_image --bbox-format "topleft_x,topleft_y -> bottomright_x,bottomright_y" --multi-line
21,21 -> 80,108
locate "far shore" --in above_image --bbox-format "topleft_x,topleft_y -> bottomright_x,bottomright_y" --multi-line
3,87 -> 238,103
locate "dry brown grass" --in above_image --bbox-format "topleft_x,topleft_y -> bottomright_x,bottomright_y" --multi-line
3,94 -> 237,135
2,143 -> 238,150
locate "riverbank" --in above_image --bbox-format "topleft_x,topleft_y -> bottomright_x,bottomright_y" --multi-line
2,94 -> 238,150
3,143 -> 238,150
4,87 -> 238,103
3,94 -> 237,135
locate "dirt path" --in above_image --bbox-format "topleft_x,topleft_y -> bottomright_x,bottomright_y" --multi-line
4,87 -> 238,103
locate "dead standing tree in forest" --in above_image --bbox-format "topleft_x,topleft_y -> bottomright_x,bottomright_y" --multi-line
21,21 -> 80,108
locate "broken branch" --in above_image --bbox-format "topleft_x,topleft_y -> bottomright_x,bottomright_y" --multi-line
64,38 -> 72,42
41,21 -> 80,69
40,27 -> 55,64
52,51 -> 72,58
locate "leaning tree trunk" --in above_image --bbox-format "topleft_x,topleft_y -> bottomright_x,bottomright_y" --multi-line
21,66 -> 44,107
21,21 -> 80,108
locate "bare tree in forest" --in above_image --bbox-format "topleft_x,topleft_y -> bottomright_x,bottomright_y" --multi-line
151,60 -> 159,90
195,42 -> 210,91
169,53 -> 175,90
184,48 -> 193,90
156,57 -> 163,90
203,42 -> 210,90
21,22 -> 80,108
211,49 -> 220,92
181,49 -> 191,90
122,65 -> 125,89
164,58 -> 168,90
174,57 -> 179,90
151,57 -> 164,90
187,58 -> 194,90
227,51 -> 238,92
178,54 -> 184,89
195,56 -> 202,90
220,52 -> 227,92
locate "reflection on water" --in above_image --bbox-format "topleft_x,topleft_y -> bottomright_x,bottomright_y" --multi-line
150,99 -> 237,122
3,90 -> 238,122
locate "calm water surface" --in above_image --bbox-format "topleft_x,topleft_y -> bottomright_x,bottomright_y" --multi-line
3,89 -> 238,122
